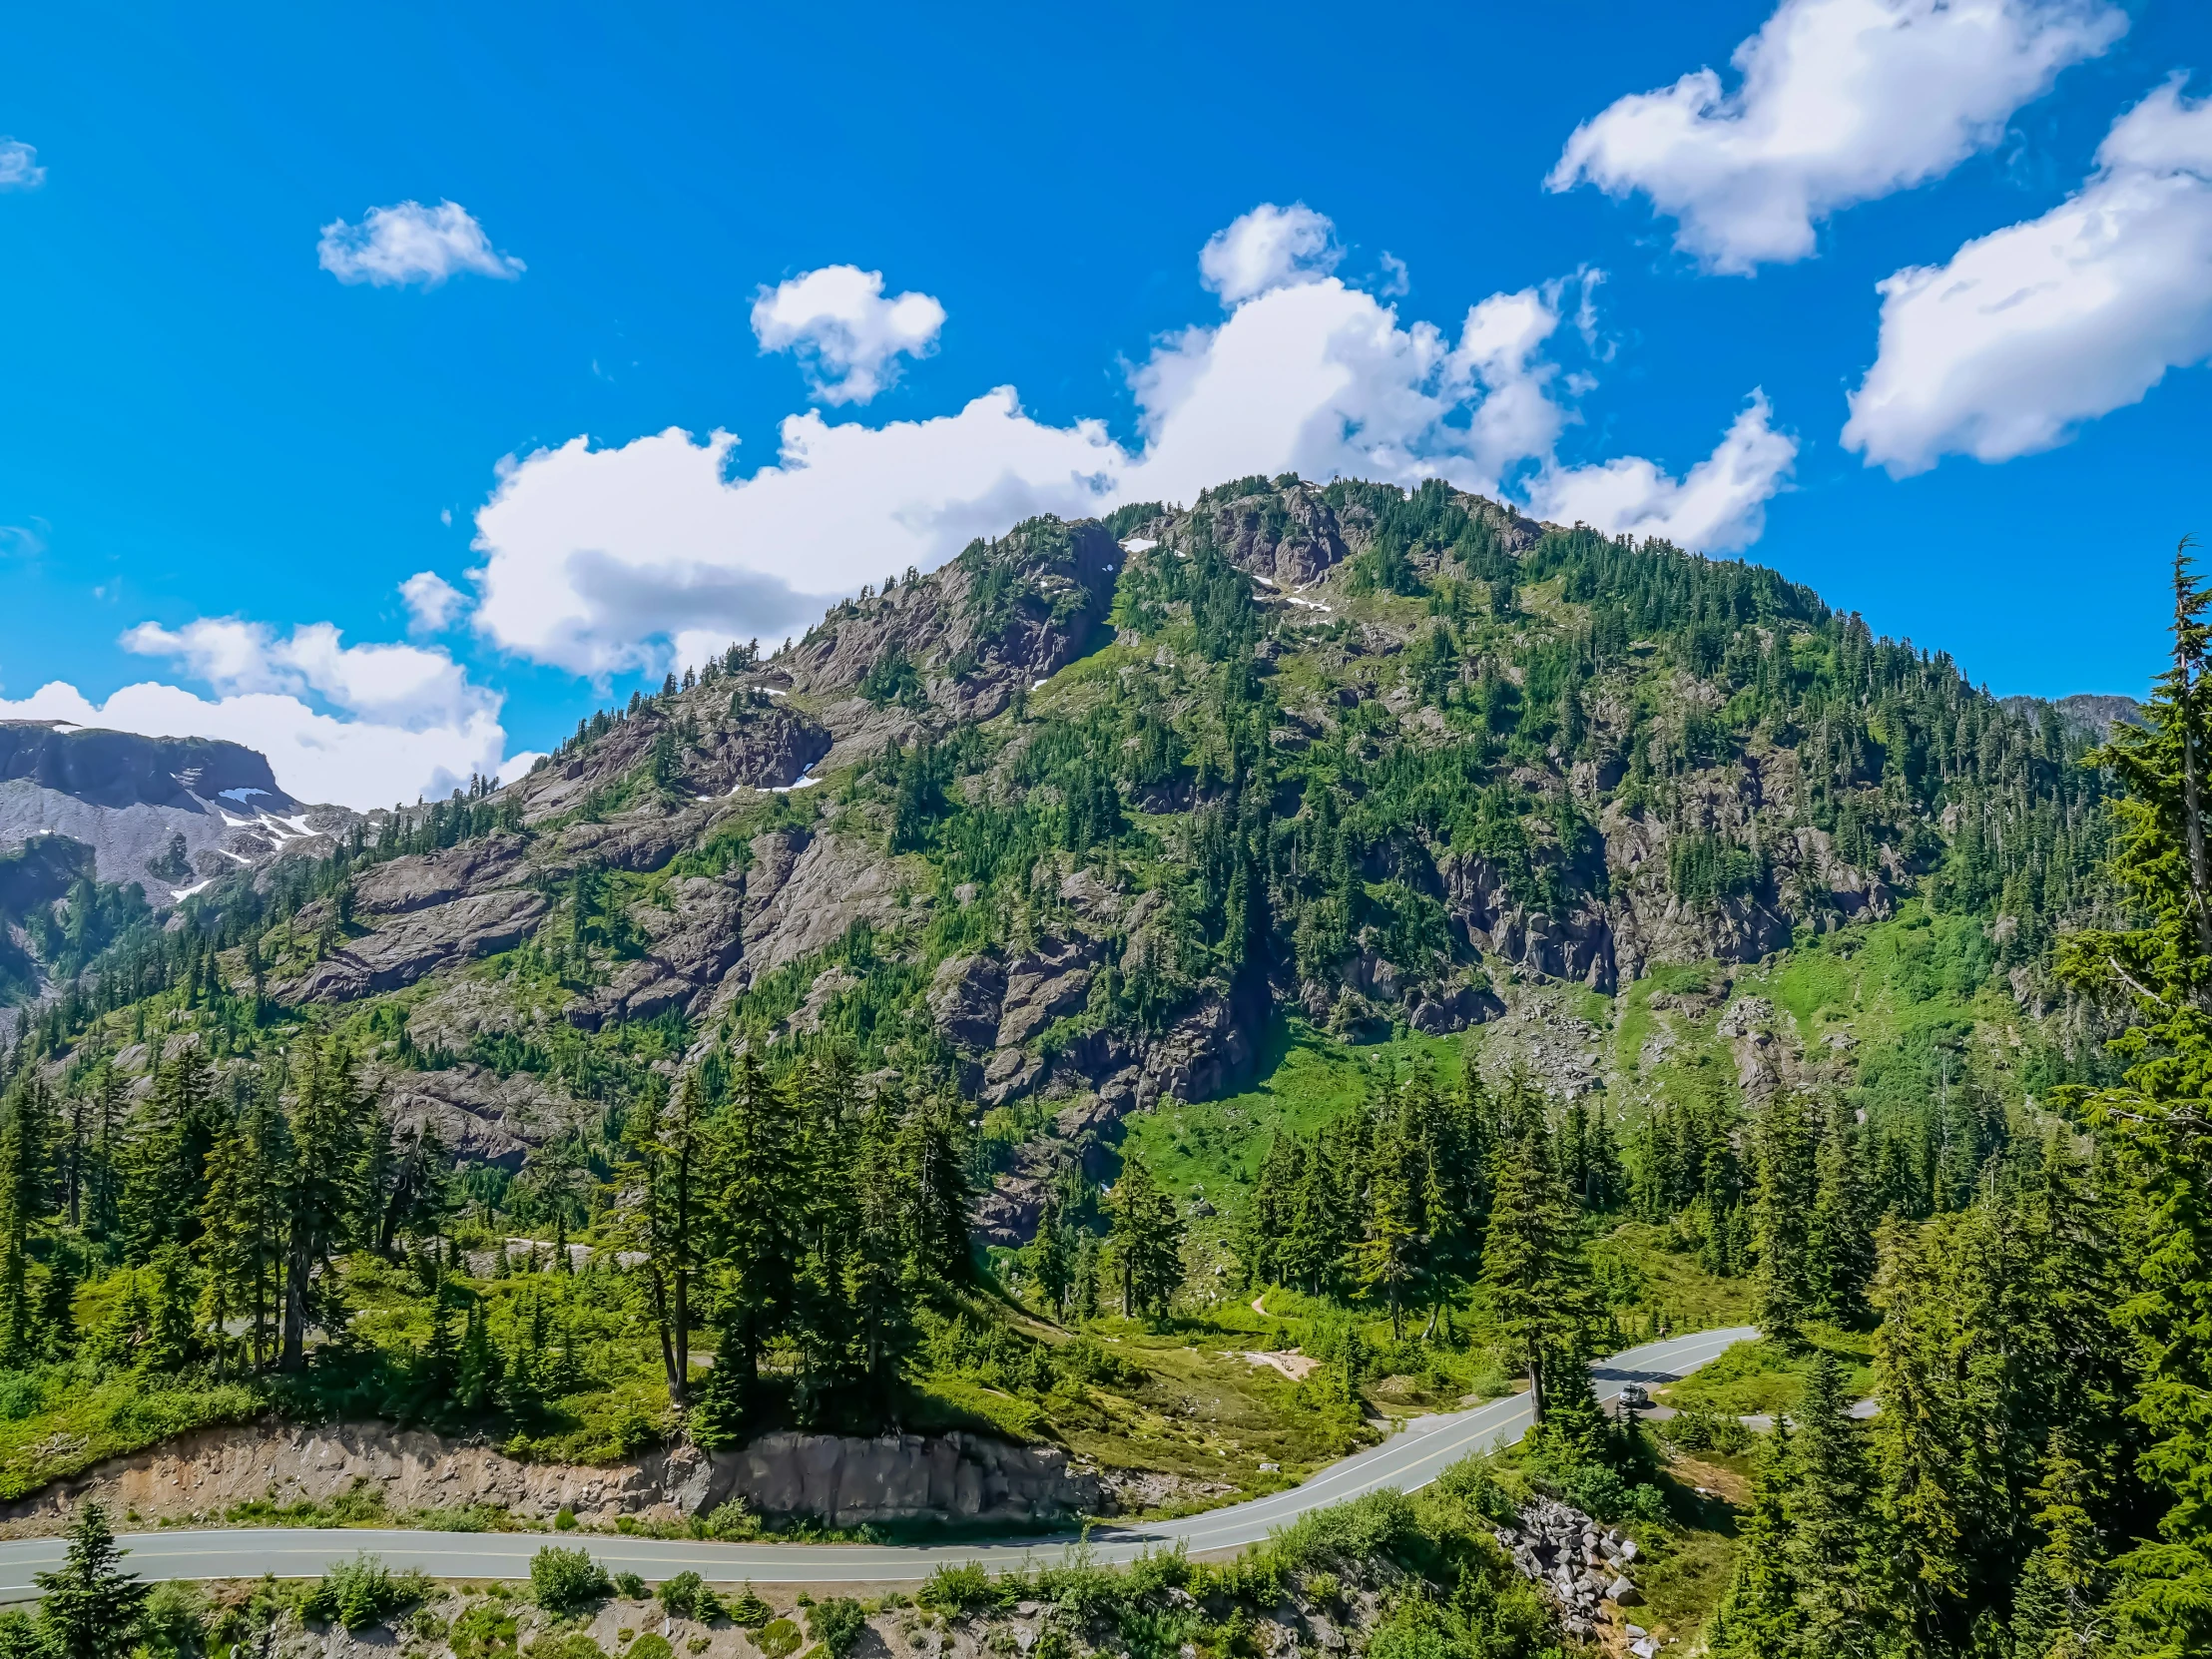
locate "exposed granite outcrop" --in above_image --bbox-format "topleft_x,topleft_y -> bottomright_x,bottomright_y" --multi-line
280,887 -> 549,1003
0,1418 -> 1096,1535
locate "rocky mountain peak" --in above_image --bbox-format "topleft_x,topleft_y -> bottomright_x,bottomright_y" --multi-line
0,720 -> 353,903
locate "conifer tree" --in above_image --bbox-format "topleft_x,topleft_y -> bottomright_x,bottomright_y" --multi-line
119,1041 -> 216,1261
1479,1117 -> 1587,1421
843,1089 -> 912,1401
195,1119 -> 256,1376
455,1299 -> 498,1413
2051,548 -> 2212,1656
1353,1112 -> 1422,1338
900,1091 -> 971,1291
139,1244 -> 197,1374
1805,1099 -> 1872,1321
712,1052 -> 803,1401
1750,1094 -> 1815,1348
1708,1427 -> 1802,1659
1787,1352 -> 1877,1656
35,1504 -> 147,1659
1026,1194 -> 1073,1318
280,1039 -> 364,1371
0,1077 -> 47,1363
1106,1157 -> 1182,1319
617,1070 -> 699,1406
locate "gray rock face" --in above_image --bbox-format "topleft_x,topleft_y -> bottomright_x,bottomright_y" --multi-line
929,953 -> 1006,1049
740,832 -> 910,976
0,723 -> 356,900
780,516 -> 1120,741
583,874 -> 749,1026
997,937 -> 1098,1046
703,1430 -> 1097,1528
374,1063 -> 586,1167
351,833 -> 529,916
519,702 -> 831,825
0,721 -> 287,811
282,887 -> 549,1002
1197,483 -> 1358,587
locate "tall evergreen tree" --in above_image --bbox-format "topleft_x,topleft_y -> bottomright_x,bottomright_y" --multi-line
1751,1094 -> 1816,1348
1479,1114 -> 1587,1421
279,1039 -> 364,1371
35,1504 -> 147,1659
1804,1099 -> 1872,1321
712,1051 -> 804,1402
617,1070 -> 702,1407
1106,1157 -> 1182,1319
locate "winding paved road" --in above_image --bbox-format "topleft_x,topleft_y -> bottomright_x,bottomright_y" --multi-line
0,1326 -> 1755,1594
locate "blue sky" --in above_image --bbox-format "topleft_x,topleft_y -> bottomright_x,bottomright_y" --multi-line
1,0 -> 2208,807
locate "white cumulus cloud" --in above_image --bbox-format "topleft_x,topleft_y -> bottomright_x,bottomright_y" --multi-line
317,200 -> 525,287
0,140 -> 43,191
466,206 -> 1796,678
400,571 -> 466,634
1843,74 -> 2212,475
0,617 -> 534,809
1199,203 -> 1344,304
1548,0 -> 2126,273
752,266 -> 947,405
1527,392 -> 1797,551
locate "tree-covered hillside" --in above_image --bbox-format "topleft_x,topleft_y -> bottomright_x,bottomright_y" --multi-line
0,473 -> 2182,1653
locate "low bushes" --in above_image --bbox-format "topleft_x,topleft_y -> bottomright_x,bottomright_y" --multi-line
804,1599 -> 865,1657
529,1546 -> 611,1614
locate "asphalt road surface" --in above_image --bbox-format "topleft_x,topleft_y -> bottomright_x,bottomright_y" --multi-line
0,1325 -> 1756,1594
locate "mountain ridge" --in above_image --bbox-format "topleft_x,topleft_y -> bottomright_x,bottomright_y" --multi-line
42,471 -> 2096,1254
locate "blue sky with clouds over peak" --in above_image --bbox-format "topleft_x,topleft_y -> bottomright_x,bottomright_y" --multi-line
0,0 -> 2205,807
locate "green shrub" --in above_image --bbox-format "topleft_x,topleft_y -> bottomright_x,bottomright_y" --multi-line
1426,1452 -> 1524,1526
525,1636 -> 610,1659
554,1506 -> 578,1530
756,1618 -> 803,1659
917,1562 -> 1003,1617
1552,1460 -> 1668,1524
804,1599 -> 865,1658
658,1571 -> 723,1621
628,1639 -> 674,1659
1667,1405 -> 1752,1454
696,1496 -> 762,1540
530,1545 -> 612,1614
725,1586 -> 774,1627
452,1600 -> 520,1659
0,1610 -> 46,1659
299,1554 -> 427,1630
138,1580 -> 208,1659
612,1572 -> 647,1601
1270,1489 -> 1417,1573
1301,1572 -> 1340,1610
1051,1336 -> 1140,1387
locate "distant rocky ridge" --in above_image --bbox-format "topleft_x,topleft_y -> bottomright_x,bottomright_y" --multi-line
0,721 -> 357,902
1997,692 -> 2146,745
